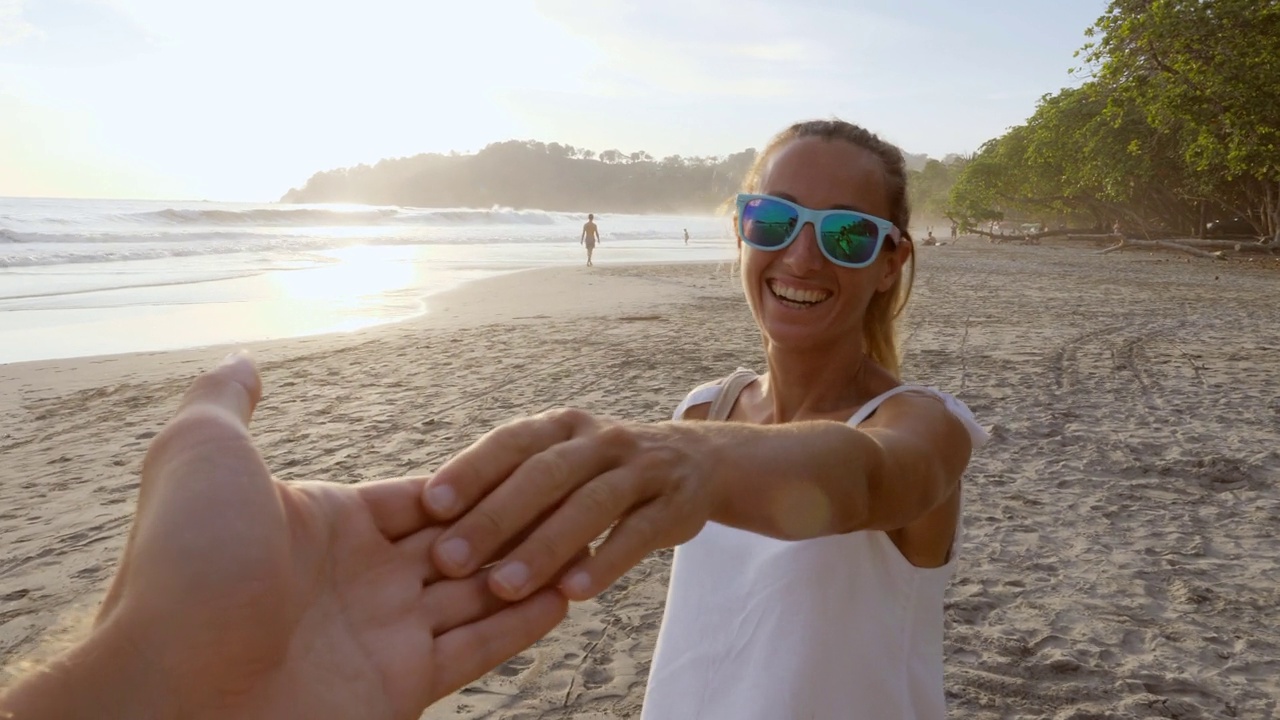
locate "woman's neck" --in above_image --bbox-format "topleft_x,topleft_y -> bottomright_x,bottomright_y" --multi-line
758,339 -> 890,423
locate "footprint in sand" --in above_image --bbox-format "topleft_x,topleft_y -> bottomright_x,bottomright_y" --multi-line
494,653 -> 535,678
580,661 -> 615,690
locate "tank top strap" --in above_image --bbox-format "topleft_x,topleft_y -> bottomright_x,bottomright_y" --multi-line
848,385 -> 991,450
707,368 -> 758,421
846,385 -> 924,426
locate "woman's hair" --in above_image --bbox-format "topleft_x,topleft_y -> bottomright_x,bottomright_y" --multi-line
740,119 -> 916,377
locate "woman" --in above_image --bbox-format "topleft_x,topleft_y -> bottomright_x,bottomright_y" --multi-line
422,119 -> 989,718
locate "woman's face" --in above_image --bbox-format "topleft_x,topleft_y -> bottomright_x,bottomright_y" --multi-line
740,136 -> 906,353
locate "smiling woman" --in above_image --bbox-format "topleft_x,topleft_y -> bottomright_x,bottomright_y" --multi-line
418,118 -> 988,720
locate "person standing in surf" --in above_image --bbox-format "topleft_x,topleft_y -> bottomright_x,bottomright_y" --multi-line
581,214 -> 600,266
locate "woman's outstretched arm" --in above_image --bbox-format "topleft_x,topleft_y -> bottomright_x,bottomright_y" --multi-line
421,393 -> 975,603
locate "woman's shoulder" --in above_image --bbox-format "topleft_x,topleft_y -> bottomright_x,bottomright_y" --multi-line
671,368 -> 757,421
863,384 -> 990,449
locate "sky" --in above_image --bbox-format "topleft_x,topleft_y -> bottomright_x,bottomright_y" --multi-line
0,0 -> 1109,202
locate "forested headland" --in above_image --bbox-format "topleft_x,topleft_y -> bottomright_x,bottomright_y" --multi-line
281,142 -> 932,216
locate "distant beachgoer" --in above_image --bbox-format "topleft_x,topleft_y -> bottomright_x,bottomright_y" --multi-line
950,221 -> 958,240
684,228 -> 690,245
581,214 -> 601,266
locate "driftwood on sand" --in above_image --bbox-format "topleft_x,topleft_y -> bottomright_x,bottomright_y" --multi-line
1096,237 -> 1275,260
972,227 -> 1273,256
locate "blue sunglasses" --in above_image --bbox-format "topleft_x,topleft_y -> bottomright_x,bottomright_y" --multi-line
736,193 -> 903,269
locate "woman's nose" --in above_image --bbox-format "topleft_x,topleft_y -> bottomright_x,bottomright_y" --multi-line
781,221 -> 825,271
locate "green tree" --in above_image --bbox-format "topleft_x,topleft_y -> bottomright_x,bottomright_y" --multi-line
948,0 -> 1279,240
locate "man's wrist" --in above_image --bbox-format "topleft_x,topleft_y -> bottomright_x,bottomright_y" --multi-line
0,614 -> 171,720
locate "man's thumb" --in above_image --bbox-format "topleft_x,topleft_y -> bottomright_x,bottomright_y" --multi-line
178,350 -> 263,426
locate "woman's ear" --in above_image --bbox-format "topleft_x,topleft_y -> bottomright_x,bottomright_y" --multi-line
876,238 -> 911,293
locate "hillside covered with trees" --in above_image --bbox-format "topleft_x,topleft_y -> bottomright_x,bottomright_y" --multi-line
281,141 -> 932,215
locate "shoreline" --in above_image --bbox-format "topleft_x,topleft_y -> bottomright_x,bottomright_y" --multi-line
0,260 -> 736,414
2,245 -> 1278,718
0,197 -> 739,366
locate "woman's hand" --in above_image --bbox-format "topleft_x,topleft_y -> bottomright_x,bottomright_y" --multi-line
422,409 -> 720,602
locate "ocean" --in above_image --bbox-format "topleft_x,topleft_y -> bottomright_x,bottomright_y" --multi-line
0,198 -> 736,365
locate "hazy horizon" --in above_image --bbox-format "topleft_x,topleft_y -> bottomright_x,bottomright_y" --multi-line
2,0 -> 1108,202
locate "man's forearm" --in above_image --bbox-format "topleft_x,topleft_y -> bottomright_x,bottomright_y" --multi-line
1,620 -> 166,720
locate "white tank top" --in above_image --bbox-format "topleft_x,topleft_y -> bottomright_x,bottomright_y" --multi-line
641,369 -> 990,720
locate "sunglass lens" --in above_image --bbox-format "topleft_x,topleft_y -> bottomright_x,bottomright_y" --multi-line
741,197 -> 799,248
820,215 -> 880,265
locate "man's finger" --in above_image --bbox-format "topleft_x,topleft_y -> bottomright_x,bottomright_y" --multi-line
426,589 -> 568,704
393,525 -> 445,583
103,352 -> 266,620
178,351 -> 262,426
141,351 -> 265,490
420,574 -> 510,636
360,476 -> 433,541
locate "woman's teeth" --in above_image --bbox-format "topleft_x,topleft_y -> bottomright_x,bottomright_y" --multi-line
768,281 -> 830,306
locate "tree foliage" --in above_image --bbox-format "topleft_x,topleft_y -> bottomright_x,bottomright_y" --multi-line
907,157 -> 968,227
947,0 -> 1280,239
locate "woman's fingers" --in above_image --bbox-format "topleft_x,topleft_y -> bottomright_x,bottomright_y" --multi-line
430,432 -> 617,580
422,410 -> 592,520
557,500 -> 673,601
484,467 -> 654,601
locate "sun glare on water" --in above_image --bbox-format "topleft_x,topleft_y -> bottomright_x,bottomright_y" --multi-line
271,246 -> 418,307
260,245 -> 424,335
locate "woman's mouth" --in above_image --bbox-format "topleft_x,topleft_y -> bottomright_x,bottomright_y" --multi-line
767,279 -> 832,309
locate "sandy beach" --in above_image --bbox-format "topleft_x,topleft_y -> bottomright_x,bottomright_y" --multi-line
2,244 -> 1278,718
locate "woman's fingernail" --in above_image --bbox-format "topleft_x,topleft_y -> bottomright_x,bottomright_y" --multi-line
437,538 -> 471,569
562,570 -> 592,597
424,484 -> 456,515
491,562 -> 530,594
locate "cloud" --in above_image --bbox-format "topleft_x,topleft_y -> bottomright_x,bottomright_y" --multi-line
0,0 -> 42,46
533,0 -> 924,101
0,0 -> 155,66
0,85 -> 171,198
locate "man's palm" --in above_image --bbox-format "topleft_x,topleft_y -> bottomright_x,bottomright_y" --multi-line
96,355 -> 566,719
